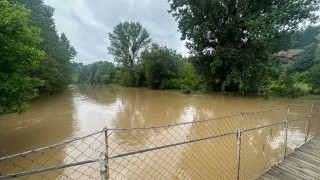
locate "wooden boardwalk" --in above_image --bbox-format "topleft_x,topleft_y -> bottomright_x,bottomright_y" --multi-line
259,136 -> 320,180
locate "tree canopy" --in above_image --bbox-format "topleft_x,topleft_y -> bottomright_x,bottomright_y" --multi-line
1,0 -> 77,114
0,0 -> 44,113
11,0 -> 77,93
141,43 -> 181,89
108,22 -> 151,68
168,0 -> 320,93
73,61 -> 116,84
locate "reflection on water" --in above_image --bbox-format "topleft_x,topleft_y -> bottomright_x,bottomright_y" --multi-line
0,84 -> 313,179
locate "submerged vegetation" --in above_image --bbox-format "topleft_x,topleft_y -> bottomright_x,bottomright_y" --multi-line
1,0 -> 320,114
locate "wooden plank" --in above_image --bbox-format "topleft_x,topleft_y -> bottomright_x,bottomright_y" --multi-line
286,156 -> 320,172
298,146 -> 320,154
276,165 -> 308,179
298,145 -> 320,153
258,173 -> 275,180
290,152 -> 320,166
299,142 -> 320,150
295,148 -> 320,159
282,161 -> 319,180
260,135 -> 320,179
271,166 -> 303,180
259,173 -> 279,180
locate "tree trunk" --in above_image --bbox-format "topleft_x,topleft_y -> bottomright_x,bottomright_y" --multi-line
221,81 -> 226,92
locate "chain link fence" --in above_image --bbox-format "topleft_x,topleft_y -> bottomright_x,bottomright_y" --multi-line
0,101 -> 319,180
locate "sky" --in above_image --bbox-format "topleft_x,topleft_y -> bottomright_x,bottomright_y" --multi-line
43,0 -> 188,64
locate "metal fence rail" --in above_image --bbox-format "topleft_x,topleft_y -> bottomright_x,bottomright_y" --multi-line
0,101 -> 319,180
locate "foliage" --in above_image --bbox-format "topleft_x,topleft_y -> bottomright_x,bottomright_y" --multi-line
168,0 -> 320,93
293,26 -> 320,48
108,22 -> 151,87
141,44 -> 181,89
271,73 -> 305,97
108,22 -> 151,68
11,0 -> 77,93
0,0 -> 44,113
176,59 -> 204,91
287,43 -> 317,73
308,64 -> 320,93
73,61 -> 116,84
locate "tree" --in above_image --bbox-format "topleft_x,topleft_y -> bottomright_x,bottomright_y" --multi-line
0,0 -> 44,113
57,33 -> 77,84
73,61 -> 116,84
10,0 -> 77,93
293,26 -> 320,48
108,22 -> 151,68
108,22 -> 151,86
141,44 -> 181,89
287,43 -> 317,73
306,34 -> 320,93
168,0 -> 320,93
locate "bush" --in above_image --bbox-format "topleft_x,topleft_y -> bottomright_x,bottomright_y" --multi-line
271,73 -> 306,97
271,85 -> 305,97
160,79 -> 182,89
181,85 -> 192,94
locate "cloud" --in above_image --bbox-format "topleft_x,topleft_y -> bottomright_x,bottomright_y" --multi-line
43,0 -> 188,64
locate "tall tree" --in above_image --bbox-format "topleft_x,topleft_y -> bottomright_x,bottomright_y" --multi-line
10,0 -> 77,93
108,22 -> 151,86
108,22 -> 151,68
169,0 -> 320,93
0,0 -> 44,113
57,33 -> 78,84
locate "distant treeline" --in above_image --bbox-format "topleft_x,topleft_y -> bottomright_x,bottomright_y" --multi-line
1,0 -> 76,114
72,43 -> 203,93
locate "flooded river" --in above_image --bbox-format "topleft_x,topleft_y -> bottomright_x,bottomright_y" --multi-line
0,84 -> 315,179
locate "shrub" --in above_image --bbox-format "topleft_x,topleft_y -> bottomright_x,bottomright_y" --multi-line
181,85 -> 192,94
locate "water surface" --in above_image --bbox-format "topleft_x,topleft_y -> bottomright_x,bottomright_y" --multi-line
0,84 -> 312,179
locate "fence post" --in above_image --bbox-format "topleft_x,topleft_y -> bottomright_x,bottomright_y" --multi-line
305,115 -> 312,142
100,155 -> 106,180
305,102 -> 314,142
104,128 -> 110,180
284,106 -> 290,156
236,128 -> 242,180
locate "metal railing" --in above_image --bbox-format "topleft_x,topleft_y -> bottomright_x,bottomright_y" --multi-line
0,101 -> 320,179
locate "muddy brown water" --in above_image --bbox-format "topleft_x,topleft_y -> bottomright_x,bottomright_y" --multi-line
0,84 -> 316,179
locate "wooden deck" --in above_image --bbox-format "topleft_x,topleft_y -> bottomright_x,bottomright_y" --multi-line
259,136 -> 320,180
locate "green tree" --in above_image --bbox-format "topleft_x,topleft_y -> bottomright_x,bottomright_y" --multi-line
168,0 -> 320,93
0,0 -> 44,113
108,22 -> 151,86
11,0 -> 77,93
287,43 -> 317,73
179,59 -> 204,90
293,26 -> 320,48
141,44 -> 181,89
308,64 -> 320,93
306,34 -> 320,93
73,61 -> 116,84
94,61 -> 116,84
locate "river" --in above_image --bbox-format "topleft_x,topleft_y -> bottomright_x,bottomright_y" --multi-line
0,84 -> 313,179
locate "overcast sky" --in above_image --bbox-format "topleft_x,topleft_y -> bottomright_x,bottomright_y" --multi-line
43,0 -> 188,64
